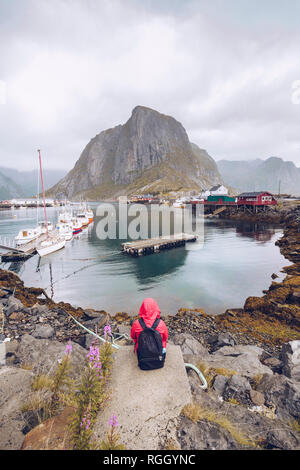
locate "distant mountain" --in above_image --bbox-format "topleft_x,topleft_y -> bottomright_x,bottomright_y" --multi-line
0,170 -> 24,200
217,157 -> 300,196
0,167 -> 67,199
47,106 -> 223,200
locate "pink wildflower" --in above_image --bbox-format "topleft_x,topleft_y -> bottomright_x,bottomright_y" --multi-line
86,346 -> 102,378
65,340 -> 72,356
104,324 -> 112,337
109,415 -> 119,427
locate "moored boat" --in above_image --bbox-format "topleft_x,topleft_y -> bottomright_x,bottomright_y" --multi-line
58,208 -> 73,224
71,217 -> 82,234
36,149 -> 66,257
38,221 -> 54,233
173,198 -> 187,209
15,227 -> 40,246
85,207 -> 94,223
56,222 -> 73,241
76,212 -> 89,228
37,236 -> 66,257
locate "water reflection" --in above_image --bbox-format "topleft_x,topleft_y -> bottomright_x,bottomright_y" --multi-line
0,205 -> 290,314
209,220 -> 276,243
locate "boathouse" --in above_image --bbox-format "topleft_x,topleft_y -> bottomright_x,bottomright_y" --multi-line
209,184 -> 229,196
237,191 -> 277,206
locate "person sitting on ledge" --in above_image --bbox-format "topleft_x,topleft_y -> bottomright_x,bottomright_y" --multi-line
130,298 -> 168,371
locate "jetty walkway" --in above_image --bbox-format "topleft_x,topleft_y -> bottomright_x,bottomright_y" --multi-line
121,233 -> 197,257
94,345 -> 192,449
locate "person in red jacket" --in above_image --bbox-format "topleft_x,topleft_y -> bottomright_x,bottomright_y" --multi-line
131,298 -> 168,354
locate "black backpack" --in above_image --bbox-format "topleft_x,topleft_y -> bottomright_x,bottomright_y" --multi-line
137,317 -> 165,370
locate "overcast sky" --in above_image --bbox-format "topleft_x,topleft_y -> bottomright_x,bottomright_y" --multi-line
0,0 -> 300,171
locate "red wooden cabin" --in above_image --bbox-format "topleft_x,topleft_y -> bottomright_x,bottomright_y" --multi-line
237,192 -> 277,206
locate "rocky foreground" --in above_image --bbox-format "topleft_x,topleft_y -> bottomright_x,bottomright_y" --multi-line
0,203 -> 300,450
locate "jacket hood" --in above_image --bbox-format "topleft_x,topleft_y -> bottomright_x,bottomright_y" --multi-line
139,298 -> 160,324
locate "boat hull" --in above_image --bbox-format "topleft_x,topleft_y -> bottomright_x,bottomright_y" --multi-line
15,234 -> 39,246
37,239 -> 66,257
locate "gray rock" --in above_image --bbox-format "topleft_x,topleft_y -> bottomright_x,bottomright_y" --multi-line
0,366 -> 33,449
210,345 -> 273,378
266,429 -> 300,450
208,333 -> 236,351
187,369 -> 205,398
5,340 -> 19,355
84,333 -> 100,350
212,375 -> 228,396
281,341 -> 300,381
172,333 -> 209,357
84,309 -> 108,321
256,374 -> 300,422
178,385 -> 300,450
49,106 -> 223,199
262,356 -> 282,373
117,324 -> 131,337
0,289 -> 9,298
290,290 -> 300,304
4,296 -> 24,317
84,314 -> 109,332
177,416 -> 240,450
223,375 -> 252,405
249,389 -> 265,406
0,341 -> 5,366
33,325 -> 55,339
17,334 -> 87,377
29,303 -> 50,316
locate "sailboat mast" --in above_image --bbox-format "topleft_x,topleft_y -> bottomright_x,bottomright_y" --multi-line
38,149 -> 49,237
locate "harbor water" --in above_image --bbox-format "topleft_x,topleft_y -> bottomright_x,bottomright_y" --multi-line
0,203 -> 290,315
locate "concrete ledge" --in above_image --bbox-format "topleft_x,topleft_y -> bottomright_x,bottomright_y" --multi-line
0,342 -> 5,367
94,344 -> 192,450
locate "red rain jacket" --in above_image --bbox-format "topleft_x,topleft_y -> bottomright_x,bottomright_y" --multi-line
131,298 -> 168,353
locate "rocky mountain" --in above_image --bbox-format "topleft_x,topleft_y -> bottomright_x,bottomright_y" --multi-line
0,170 -> 24,200
0,168 -> 67,199
47,106 -> 223,200
218,157 -> 300,196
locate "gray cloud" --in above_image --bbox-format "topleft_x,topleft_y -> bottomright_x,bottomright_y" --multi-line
0,0 -> 300,171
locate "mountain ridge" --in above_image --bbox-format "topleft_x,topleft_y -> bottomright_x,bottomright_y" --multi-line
217,157 -> 300,196
0,167 -> 67,199
47,106 -> 223,199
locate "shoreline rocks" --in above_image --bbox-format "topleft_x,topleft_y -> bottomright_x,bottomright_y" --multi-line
0,201 -> 300,450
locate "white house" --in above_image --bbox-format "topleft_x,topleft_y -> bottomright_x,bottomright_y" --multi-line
209,185 -> 228,196
200,189 -> 211,199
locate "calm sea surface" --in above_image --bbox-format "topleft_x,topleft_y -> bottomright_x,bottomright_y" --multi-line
0,204 -> 290,315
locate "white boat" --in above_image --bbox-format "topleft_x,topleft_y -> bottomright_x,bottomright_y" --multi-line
36,149 -> 66,257
58,208 -> 73,224
85,207 -> 94,223
173,198 -> 187,209
76,212 -> 89,228
190,197 -> 204,203
38,221 -> 54,233
15,227 -> 40,246
71,217 -> 82,235
56,222 -> 73,241
37,236 -> 66,257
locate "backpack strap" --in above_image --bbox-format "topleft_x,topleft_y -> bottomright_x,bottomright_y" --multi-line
139,317 -> 160,330
151,318 -> 160,330
139,317 -> 147,330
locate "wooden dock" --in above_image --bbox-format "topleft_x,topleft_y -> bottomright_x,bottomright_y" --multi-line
121,233 -> 197,257
0,232 -> 51,263
1,250 -> 36,262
